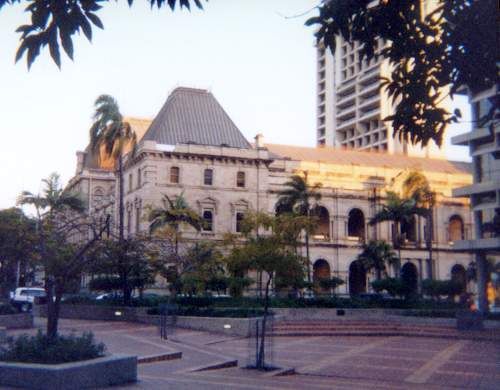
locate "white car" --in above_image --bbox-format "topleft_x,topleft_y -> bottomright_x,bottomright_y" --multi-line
9,287 -> 46,312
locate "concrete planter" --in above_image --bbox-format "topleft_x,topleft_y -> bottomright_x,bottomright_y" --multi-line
0,354 -> 137,390
0,313 -> 33,329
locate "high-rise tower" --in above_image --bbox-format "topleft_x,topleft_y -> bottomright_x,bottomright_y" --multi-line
316,1 -> 448,159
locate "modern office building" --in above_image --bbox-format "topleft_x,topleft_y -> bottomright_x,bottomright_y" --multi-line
452,85 -> 500,311
315,2 -> 447,159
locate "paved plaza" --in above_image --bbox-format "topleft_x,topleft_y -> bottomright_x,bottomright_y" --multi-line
5,318 -> 500,389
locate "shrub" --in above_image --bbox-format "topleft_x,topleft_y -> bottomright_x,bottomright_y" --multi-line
0,303 -> 17,315
318,277 -> 345,291
146,306 -> 264,318
422,279 -> 463,299
0,331 -> 106,364
371,278 -> 407,297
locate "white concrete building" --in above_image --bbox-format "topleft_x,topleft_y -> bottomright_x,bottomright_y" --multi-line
452,85 -> 500,311
315,1 -> 447,159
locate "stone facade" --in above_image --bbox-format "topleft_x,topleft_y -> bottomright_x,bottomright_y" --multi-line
68,87 -> 475,295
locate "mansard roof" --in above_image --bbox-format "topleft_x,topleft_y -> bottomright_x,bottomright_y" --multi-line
142,87 -> 251,149
265,144 -> 472,175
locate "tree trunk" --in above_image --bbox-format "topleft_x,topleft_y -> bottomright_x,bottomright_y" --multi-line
257,276 -> 272,369
118,154 -> 125,243
45,278 -> 59,339
426,208 -> 434,279
305,232 -> 311,283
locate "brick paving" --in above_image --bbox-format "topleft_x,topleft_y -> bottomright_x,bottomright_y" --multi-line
5,318 -> 500,389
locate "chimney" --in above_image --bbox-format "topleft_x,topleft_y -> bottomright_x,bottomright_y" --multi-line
254,133 -> 264,149
76,151 -> 86,174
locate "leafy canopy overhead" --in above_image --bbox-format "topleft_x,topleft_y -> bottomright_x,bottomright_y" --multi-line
1,0 -> 205,68
307,0 -> 499,147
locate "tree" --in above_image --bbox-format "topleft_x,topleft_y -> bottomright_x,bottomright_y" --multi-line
369,191 -> 426,267
87,237 -> 157,303
402,170 -> 436,278
308,0 -> 498,147
179,241 -> 225,296
3,0 -> 205,68
89,94 -> 136,243
18,173 -> 109,338
276,172 -> 321,283
0,208 -> 37,297
147,193 -> 202,256
225,211 -> 305,369
356,240 -> 398,280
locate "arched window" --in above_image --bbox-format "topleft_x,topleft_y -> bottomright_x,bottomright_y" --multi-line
347,208 -> 365,241
202,210 -> 213,231
401,215 -> 417,242
275,202 -> 293,216
312,206 -> 330,239
236,171 -> 245,188
204,169 -> 213,186
236,212 -> 245,233
400,262 -> 418,295
449,215 -> 464,241
170,167 -> 180,184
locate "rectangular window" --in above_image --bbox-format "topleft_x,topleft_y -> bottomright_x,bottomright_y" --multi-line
203,210 -> 213,231
236,212 -> 244,233
128,173 -> 133,192
137,168 -> 141,188
204,169 -> 213,186
170,166 -> 180,184
236,171 -> 245,188
127,210 -> 132,235
135,208 -> 140,233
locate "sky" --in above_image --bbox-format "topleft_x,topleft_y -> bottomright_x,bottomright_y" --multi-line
0,0 -> 471,210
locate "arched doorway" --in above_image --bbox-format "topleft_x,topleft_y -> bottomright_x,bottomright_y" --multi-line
449,215 -> 464,241
347,208 -> 365,242
313,259 -> 331,294
451,264 -> 467,293
401,262 -> 418,295
349,260 -> 366,295
312,206 -> 330,239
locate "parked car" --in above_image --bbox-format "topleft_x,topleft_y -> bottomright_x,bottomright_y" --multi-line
9,287 -> 46,312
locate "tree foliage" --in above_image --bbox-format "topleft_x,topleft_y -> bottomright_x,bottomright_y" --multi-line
356,240 -> 398,280
276,172 -> 322,282
87,237 -> 158,303
308,0 -> 499,147
2,0 -> 205,68
0,208 -> 37,297
17,173 -> 109,338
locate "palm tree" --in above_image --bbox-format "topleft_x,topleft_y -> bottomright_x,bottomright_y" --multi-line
369,191 -> 426,270
402,170 -> 436,278
148,193 -> 202,256
276,172 -> 322,282
18,173 -> 86,338
356,240 -> 398,280
89,95 -> 136,242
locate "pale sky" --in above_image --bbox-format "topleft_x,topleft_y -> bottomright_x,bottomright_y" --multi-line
0,0 -> 471,210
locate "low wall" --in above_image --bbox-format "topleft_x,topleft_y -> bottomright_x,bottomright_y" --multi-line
271,308 -> 404,321
175,316 -> 263,337
0,354 -> 136,390
0,313 -> 33,329
37,305 -> 150,322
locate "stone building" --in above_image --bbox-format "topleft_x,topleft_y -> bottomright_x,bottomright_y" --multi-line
69,87 -> 474,294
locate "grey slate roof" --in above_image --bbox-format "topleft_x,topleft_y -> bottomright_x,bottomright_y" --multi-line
143,87 -> 251,149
